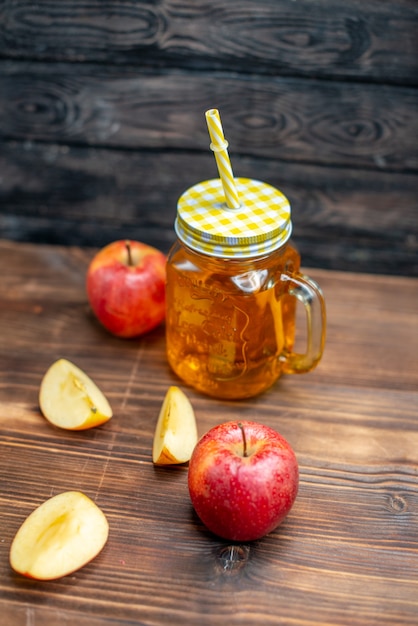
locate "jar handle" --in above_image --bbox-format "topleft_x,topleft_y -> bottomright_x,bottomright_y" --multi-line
281,272 -> 326,374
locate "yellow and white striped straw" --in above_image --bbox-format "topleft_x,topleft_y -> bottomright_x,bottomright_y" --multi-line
205,109 -> 240,209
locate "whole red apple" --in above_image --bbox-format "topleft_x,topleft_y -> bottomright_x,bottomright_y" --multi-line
188,420 -> 299,542
86,240 -> 166,338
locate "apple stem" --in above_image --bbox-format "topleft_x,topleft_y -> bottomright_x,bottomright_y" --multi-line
125,240 -> 133,266
238,422 -> 248,457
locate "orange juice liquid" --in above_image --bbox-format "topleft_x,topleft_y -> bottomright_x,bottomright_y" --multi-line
166,241 -> 301,399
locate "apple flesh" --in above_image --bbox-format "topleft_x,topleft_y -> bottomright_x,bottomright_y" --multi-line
86,239 -> 166,338
188,420 -> 299,541
153,386 -> 198,465
39,358 -> 112,430
9,491 -> 109,580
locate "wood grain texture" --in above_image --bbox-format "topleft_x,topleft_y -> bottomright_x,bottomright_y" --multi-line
0,240 -> 417,625
0,0 -> 417,276
1,141 -> 417,275
1,62 -> 417,171
0,0 -> 417,84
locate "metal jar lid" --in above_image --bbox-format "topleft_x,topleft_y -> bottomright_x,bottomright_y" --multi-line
175,177 -> 292,258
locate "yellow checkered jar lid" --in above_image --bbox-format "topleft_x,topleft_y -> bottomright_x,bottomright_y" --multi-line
175,177 -> 292,258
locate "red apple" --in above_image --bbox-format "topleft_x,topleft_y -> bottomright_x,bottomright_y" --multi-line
86,240 -> 166,338
188,420 -> 299,542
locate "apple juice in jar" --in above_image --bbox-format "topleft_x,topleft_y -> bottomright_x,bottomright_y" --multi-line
165,177 -> 326,400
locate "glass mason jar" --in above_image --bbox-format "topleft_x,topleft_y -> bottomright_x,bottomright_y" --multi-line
165,177 -> 326,400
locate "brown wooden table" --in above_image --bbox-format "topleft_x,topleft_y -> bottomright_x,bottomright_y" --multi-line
1,239 -> 417,626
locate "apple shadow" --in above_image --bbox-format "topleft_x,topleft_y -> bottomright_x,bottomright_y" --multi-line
152,463 -> 189,479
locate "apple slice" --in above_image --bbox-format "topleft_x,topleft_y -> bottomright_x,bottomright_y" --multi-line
152,386 -> 198,465
39,358 -> 112,430
9,491 -> 109,580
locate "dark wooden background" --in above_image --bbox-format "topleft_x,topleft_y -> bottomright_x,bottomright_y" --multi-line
0,0 -> 417,275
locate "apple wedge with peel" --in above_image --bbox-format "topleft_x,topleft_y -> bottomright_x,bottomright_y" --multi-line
153,386 -> 198,465
9,491 -> 109,580
39,358 -> 112,430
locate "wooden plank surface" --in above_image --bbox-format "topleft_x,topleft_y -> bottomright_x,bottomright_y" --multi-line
1,0 -> 417,84
0,239 -> 417,625
0,63 -> 418,276
1,63 -> 417,171
1,1 -> 417,275
1,140 -> 417,276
